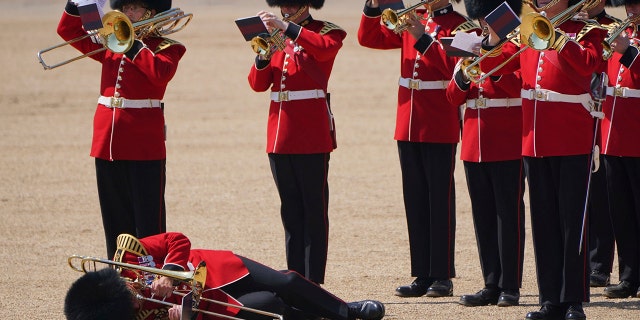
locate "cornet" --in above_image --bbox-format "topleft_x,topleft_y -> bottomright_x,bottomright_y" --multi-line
37,8 -> 192,70
68,255 -> 284,320
381,0 -> 431,34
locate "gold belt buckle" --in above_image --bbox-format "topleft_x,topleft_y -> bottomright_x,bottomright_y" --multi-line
475,98 -> 487,108
409,79 -> 421,90
614,87 -> 624,97
535,90 -> 546,101
278,91 -> 290,102
110,97 -> 123,108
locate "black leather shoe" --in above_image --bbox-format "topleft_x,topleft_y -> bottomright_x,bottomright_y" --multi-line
347,300 -> 385,320
589,270 -> 610,287
525,305 -> 563,320
637,287 -> 640,298
604,281 -> 639,298
565,303 -> 586,320
394,277 -> 431,297
426,279 -> 453,297
497,289 -> 520,307
458,287 -> 499,306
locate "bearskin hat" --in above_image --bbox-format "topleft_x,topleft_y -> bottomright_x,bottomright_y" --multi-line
266,0 -> 325,9
110,0 -> 171,13
464,0 -> 523,19
64,268 -> 134,320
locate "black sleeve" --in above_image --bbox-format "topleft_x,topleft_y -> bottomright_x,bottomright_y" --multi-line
125,40 -> 144,60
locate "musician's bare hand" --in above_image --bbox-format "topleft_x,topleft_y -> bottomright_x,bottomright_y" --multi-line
257,11 -> 288,31
406,15 -> 425,40
611,33 -> 630,54
573,10 -> 589,20
151,276 -> 174,298
168,305 -> 182,320
485,23 -> 501,46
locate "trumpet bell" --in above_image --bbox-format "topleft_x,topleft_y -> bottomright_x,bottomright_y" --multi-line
381,9 -> 400,30
250,33 -> 271,57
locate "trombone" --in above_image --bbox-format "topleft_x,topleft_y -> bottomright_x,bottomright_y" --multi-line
68,255 -> 283,320
462,0 -> 595,83
381,0 -> 431,34
37,8 -> 192,70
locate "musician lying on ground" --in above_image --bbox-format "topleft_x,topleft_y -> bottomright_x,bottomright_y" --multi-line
64,232 -> 385,320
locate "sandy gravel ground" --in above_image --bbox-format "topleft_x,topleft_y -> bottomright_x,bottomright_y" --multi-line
0,1 -> 638,319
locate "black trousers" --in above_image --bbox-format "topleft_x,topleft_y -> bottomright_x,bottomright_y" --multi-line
95,158 -> 166,258
464,159 -> 525,291
603,155 -> 640,284
524,155 -> 590,305
397,141 -> 456,279
588,164 -> 615,275
221,256 -> 348,320
268,153 -> 330,284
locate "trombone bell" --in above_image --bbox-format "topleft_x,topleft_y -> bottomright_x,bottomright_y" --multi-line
520,12 -> 555,51
101,10 -> 135,53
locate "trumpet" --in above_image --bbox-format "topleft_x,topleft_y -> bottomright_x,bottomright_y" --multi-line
68,255 -> 283,320
250,6 -> 309,59
381,0 -> 431,34
250,28 -> 287,59
37,8 -> 192,70
602,14 -> 640,60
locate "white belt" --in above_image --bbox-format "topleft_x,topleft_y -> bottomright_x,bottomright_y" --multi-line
98,96 -> 162,109
270,89 -> 325,102
398,77 -> 448,90
606,86 -> 640,98
520,89 -> 602,119
466,97 -> 522,109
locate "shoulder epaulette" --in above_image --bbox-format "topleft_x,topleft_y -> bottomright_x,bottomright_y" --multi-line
320,21 -> 344,35
452,19 -> 480,35
154,38 -> 183,53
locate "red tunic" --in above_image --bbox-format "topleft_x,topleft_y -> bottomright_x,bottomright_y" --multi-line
120,232 -> 250,319
480,20 -> 606,157
446,67 -> 523,162
601,28 -> 640,157
358,7 -> 479,143
248,18 -> 346,154
57,11 -> 186,160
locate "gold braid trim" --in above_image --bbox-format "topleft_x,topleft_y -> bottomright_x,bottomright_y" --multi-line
136,308 -> 169,320
320,21 -> 344,35
480,43 -> 504,57
113,234 -> 148,262
576,20 -> 607,42
452,19 -> 481,35
154,38 -> 182,53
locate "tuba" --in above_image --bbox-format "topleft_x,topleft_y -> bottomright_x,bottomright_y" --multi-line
37,8 -> 192,70
381,0 -> 431,34
68,255 -> 284,320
